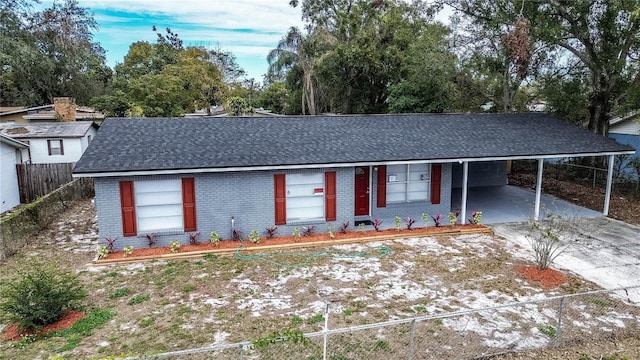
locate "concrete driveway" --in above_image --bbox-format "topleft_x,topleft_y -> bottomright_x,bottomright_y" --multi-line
492,216 -> 640,303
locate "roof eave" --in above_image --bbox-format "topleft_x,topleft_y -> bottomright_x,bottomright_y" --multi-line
0,104 -> 53,116
0,134 -> 28,148
73,150 -> 636,178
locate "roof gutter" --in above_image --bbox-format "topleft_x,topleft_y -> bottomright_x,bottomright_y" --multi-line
0,134 -> 28,148
73,150 -> 635,178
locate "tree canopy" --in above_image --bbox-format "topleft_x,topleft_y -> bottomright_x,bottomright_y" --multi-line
2,0 -> 638,131
0,0 -> 110,106
447,0 -> 640,134
92,28 -> 241,117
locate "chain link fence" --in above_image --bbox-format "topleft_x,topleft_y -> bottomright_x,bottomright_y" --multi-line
124,285 -> 640,359
0,178 -> 94,260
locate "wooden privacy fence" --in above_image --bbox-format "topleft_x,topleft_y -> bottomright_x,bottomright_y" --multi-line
16,163 -> 75,203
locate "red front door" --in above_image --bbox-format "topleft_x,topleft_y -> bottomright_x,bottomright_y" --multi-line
354,166 -> 370,216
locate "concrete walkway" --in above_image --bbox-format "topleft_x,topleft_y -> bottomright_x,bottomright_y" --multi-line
492,217 -> 640,303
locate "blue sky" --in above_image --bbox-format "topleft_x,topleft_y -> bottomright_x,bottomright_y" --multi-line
36,1 -> 449,83
38,1 -> 304,81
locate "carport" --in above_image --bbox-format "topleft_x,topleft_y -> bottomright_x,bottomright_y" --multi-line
451,155 -> 631,223
446,118 -> 635,223
451,185 -> 602,224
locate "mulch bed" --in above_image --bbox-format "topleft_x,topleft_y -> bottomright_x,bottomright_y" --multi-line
2,310 -> 85,341
515,265 -> 567,289
100,224 -> 489,261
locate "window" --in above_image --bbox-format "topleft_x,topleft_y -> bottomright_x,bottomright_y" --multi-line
274,172 -> 336,225
119,178 -> 196,236
134,179 -> 183,232
87,135 -> 92,143
286,173 -> 325,221
386,164 -> 430,203
47,139 -> 64,155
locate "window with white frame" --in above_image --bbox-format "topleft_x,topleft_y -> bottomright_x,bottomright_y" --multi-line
134,179 -> 183,232
286,173 -> 324,221
47,139 -> 63,155
386,164 -> 430,203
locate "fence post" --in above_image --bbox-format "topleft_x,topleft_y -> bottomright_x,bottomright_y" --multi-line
238,343 -> 244,360
323,302 -> 329,360
0,230 -> 6,260
408,319 -> 416,360
554,297 -> 565,348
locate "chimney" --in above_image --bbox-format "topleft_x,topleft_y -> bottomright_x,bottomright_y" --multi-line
54,97 -> 76,122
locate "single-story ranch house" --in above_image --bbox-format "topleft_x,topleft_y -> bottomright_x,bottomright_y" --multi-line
73,113 -> 634,250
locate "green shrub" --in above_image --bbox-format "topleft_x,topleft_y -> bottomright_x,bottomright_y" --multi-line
0,262 -> 87,331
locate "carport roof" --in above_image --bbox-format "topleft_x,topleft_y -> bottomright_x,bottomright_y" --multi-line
73,113 -> 635,177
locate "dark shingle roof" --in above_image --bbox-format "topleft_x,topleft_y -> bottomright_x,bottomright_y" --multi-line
73,113 -> 634,175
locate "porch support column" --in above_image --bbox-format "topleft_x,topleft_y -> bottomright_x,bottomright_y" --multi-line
603,154 -> 614,216
534,158 -> 544,221
460,161 -> 469,224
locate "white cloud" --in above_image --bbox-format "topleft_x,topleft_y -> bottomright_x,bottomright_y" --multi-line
83,0 -> 303,31
34,0 -> 303,78
41,0 -> 451,79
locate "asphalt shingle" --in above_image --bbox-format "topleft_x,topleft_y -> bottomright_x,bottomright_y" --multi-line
73,113 -> 634,175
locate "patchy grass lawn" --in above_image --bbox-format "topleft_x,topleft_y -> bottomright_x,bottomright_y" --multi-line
0,199 -> 638,359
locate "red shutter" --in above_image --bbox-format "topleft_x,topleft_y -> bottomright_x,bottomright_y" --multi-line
431,164 -> 442,204
274,174 -> 286,225
182,178 -> 197,232
119,181 -> 137,237
59,140 -> 64,155
325,171 -> 336,221
376,165 -> 387,208
47,140 -> 52,155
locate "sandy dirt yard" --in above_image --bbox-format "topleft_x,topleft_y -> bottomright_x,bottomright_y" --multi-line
0,199 -> 638,359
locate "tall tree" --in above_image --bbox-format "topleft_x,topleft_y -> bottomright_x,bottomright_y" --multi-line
387,24 -> 457,113
163,47 -> 224,112
260,81 -> 290,114
533,0 -> 640,135
267,27 -> 320,115
450,0 -> 640,134
290,0 -> 439,114
0,0 -> 109,106
93,28 -> 231,117
447,0 -> 550,113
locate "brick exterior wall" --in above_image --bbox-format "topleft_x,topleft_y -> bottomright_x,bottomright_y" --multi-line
94,165 -> 452,250
368,163 -> 452,225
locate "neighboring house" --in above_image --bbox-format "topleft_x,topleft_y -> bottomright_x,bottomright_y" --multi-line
609,112 -> 640,179
0,97 -> 104,123
0,122 -> 98,164
73,113 -> 634,250
0,134 -> 28,213
527,101 -> 548,112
